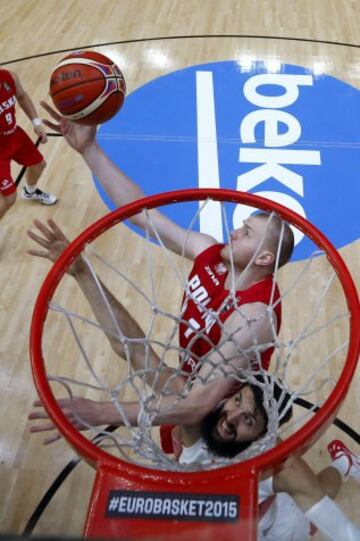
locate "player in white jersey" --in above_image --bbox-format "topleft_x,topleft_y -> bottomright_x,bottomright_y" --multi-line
177,423 -> 360,541
176,425 -> 360,540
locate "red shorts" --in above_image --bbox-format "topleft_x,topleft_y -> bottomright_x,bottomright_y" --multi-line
0,126 -> 44,196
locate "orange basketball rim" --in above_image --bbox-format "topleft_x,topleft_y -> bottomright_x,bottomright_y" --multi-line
30,189 -> 360,541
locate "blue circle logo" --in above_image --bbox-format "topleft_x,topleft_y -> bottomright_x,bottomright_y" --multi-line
94,61 -> 360,261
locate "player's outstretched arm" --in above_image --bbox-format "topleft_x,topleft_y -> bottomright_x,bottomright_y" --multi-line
11,72 -> 48,143
27,218 -> 180,392
40,101 -> 216,260
28,384 -> 205,446
28,341 -> 237,445
29,397 -> 122,445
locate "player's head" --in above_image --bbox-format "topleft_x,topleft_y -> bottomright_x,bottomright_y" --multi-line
257,212 -> 294,269
222,212 -> 294,271
201,375 -> 293,458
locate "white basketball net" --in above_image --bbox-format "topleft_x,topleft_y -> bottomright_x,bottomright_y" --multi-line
39,198 -> 351,472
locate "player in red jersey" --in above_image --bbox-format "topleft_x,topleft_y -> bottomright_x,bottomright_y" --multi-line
29,103 -> 294,437
0,69 -> 57,222
28,219 -> 293,457
179,240 -> 282,376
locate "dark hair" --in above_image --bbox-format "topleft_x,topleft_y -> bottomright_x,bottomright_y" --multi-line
201,375 -> 293,459
257,212 -> 294,268
250,374 -> 293,429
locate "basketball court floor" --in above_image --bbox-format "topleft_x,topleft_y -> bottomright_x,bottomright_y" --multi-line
0,1 -> 359,538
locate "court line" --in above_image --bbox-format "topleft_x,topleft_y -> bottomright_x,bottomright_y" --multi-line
15,133 -> 62,187
1,33 -> 359,66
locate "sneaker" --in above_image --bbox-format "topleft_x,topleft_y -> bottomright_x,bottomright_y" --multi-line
21,187 -> 57,205
328,439 -> 360,481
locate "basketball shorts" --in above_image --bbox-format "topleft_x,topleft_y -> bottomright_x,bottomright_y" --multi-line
259,492 -> 312,541
0,126 -> 44,196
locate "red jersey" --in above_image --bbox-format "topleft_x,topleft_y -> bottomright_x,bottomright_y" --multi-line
160,244 -> 282,454
179,244 -> 282,373
0,70 -> 17,134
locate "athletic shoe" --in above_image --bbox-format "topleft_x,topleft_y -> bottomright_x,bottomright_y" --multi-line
328,439 -> 360,481
21,187 -> 57,205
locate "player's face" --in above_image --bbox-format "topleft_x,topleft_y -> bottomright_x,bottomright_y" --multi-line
221,216 -> 270,269
213,385 -> 266,443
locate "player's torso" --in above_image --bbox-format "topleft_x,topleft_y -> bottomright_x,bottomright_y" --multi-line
0,70 -> 17,134
179,244 -> 281,374
179,244 -> 230,373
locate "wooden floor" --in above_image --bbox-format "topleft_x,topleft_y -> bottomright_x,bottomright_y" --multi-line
0,1 -> 359,539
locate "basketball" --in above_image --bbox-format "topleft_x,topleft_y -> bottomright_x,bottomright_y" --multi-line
49,50 -> 126,125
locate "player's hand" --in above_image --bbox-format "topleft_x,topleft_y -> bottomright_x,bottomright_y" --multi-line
27,218 -> 85,276
29,397 -> 106,445
34,123 -> 48,144
40,100 -> 97,154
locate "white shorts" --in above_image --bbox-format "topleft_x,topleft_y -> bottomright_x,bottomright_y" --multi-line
259,492 -> 312,541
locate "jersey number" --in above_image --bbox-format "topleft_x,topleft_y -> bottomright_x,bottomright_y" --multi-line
5,112 -> 12,125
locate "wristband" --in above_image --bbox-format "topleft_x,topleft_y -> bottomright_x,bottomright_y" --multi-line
305,495 -> 360,541
32,118 -> 42,127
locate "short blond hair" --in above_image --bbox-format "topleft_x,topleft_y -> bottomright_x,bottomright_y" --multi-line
257,212 -> 294,268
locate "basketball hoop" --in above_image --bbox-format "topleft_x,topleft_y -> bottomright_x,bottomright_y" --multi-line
30,189 -> 360,540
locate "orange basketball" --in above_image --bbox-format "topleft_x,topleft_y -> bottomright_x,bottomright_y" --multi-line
49,51 -> 126,125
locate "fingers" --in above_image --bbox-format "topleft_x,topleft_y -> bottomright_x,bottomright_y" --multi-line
27,218 -> 66,245
32,219 -> 57,241
42,119 -> 62,132
29,422 -> 56,431
41,100 -> 62,121
29,400 -> 68,445
40,101 -> 65,134
43,433 -> 62,445
27,229 -> 49,249
33,218 -> 67,242
29,423 -> 61,445
46,218 -> 69,242
28,408 -> 51,420
27,249 -> 49,258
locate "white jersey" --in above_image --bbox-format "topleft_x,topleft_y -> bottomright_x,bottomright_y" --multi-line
179,438 -> 311,541
178,437 -> 216,465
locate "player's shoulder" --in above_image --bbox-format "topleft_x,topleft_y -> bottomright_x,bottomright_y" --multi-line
0,68 -> 11,79
1,69 -> 15,78
0,69 -> 17,87
192,238 -> 222,261
179,437 -> 214,465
